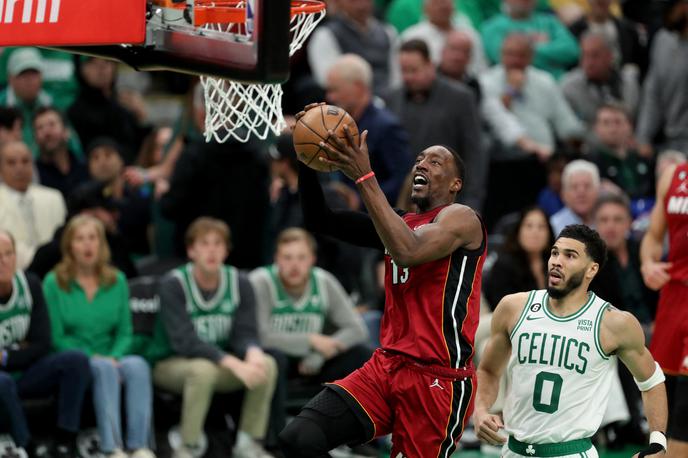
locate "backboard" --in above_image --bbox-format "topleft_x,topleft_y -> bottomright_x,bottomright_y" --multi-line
0,0 -> 293,83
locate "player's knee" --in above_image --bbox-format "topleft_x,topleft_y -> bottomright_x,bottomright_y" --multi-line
278,416 -> 330,457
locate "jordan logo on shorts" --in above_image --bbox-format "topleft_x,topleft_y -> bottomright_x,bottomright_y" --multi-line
430,378 -> 444,389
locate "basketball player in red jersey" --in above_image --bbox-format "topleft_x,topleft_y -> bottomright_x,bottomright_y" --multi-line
641,159 -> 688,457
279,104 -> 486,458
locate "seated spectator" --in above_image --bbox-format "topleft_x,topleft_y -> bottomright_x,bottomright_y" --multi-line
384,39 -> 485,210
586,103 -> 654,199
150,217 -> 277,458
87,137 -> 152,255
401,0 -> 488,75
28,181 -> 138,279
0,48 -> 54,155
326,54 -> 412,205
439,30 -> 551,161
550,159 -> 601,234
568,0 -> 646,74
43,215 -> 155,458
636,0 -> 688,156
307,0 -> 400,95
0,229 -> 91,458
481,0 -> 580,79
560,31 -> 640,126
537,153 -> 569,217
33,107 -> 89,198
480,33 -> 585,153
249,228 -> 371,445
0,141 -> 66,269
68,57 -> 148,165
592,193 -> 656,335
0,48 -> 79,111
0,107 -> 23,143
484,206 -> 554,308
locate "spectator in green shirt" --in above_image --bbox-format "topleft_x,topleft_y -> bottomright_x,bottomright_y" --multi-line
43,215 -> 156,458
481,0 -> 579,79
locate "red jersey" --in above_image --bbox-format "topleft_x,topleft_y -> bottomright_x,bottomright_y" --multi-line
379,205 -> 487,369
665,163 -> 688,281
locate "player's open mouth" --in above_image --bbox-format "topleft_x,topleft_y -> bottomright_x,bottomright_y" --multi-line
412,174 -> 428,191
549,270 -> 563,285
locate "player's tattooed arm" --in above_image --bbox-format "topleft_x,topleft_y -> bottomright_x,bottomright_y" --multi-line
601,308 -> 668,447
475,293 -> 528,446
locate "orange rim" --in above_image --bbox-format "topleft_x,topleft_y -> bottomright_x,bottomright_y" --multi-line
192,0 -> 324,26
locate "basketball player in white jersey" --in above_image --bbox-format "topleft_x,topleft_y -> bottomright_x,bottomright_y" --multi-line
475,224 -> 668,458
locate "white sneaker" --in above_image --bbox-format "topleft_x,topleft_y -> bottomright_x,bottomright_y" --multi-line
231,433 -> 274,458
130,449 -> 156,458
106,449 -> 128,458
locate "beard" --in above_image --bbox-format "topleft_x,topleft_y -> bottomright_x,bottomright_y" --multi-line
410,194 -> 430,212
547,268 -> 585,299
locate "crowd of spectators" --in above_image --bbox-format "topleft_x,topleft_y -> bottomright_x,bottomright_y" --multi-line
1,0 -> 686,456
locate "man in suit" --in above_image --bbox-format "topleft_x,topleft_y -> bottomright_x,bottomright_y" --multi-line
0,140 -> 66,268
384,39 -> 485,211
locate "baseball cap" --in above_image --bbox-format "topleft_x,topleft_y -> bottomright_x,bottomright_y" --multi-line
7,48 -> 44,76
67,181 -> 118,215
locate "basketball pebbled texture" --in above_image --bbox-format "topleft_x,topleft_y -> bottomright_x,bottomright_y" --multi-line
293,104 -> 360,172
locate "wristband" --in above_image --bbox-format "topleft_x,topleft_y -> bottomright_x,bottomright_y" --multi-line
638,431 -> 666,457
355,171 -> 375,184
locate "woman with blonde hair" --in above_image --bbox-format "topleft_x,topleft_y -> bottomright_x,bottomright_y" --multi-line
43,214 -> 155,458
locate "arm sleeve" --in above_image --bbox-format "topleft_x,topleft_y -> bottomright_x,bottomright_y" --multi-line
228,273 -> 260,359
109,275 -> 133,359
249,269 -> 315,358
481,95 -> 525,146
5,274 -> 52,371
532,16 -> 580,69
307,27 -> 342,88
321,272 -> 369,349
298,163 -> 385,249
158,274 -> 225,363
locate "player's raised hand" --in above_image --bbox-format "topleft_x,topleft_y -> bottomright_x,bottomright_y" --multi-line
474,409 -> 507,446
641,261 -> 673,290
295,102 -> 326,123
318,127 -> 372,182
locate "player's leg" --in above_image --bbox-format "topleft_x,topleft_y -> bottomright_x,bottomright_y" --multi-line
391,369 -> 475,457
279,388 -> 371,458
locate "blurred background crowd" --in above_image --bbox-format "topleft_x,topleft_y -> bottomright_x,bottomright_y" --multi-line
0,0 -> 686,457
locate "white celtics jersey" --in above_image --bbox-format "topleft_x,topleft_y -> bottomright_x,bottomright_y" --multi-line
504,289 -> 616,443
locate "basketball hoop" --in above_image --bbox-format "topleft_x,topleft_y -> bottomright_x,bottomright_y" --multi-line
198,0 -> 326,143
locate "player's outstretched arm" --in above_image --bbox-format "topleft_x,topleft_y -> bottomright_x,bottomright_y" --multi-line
602,308 -> 668,457
641,164 -> 674,290
475,293 -> 527,446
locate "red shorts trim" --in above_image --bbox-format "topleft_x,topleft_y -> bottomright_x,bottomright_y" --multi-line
327,349 -> 476,457
651,282 -> 688,374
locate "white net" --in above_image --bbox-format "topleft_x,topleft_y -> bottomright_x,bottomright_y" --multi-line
200,1 -> 325,143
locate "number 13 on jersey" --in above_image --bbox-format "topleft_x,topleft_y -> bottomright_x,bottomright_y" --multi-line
391,260 -> 409,285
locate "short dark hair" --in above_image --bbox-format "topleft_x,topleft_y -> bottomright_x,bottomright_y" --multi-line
33,106 -> 66,127
440,145 -> 465,182
400,39 -> 431,62
593,192 -> 631,219
0,107 -> 21,130
557,224 -> 607,268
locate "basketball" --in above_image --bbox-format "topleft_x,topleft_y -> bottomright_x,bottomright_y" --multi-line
293,104 -> 360,172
